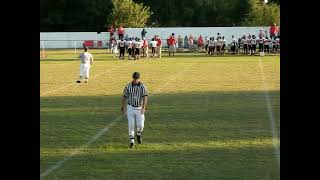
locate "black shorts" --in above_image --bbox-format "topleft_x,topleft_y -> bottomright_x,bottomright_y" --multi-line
251,44 -> 256,51
221,44 -> 225,51
216,46 -> 220,51
128,48 -> 132,55
231,46 -> 235,51
243,44 -> 248,50
135,48 -> 140,55
119,47 -> 125,54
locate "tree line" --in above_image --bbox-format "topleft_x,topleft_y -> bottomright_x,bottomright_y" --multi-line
40,0 -> 280,31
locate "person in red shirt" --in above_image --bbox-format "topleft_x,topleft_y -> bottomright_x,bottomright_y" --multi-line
156,35 -> 162,58
168,33 -> 177,56
141,37 -> 149,58
197,35 -> 203,50
117,25 -> 125,39
269,23 -> 279,39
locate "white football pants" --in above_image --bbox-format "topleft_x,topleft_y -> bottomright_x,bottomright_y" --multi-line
80,63 -> 90,79
127,105 -> 145,143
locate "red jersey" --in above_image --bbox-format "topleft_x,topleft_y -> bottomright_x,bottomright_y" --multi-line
168,37 -> 176,46
156,38 -> 162,46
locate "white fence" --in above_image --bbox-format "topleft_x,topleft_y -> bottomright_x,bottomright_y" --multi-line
40,27 -> 269,49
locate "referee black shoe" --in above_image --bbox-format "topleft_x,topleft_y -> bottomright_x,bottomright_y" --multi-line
137,135 -> 142,144
129,142 -> 134,148
76,80 -> 81,83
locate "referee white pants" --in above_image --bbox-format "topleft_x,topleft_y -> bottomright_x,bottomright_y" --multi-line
127,105 -> 145,143
80,63 -> 90,79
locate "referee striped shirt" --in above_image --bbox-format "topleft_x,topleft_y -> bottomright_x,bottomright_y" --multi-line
123,82 -> 148,107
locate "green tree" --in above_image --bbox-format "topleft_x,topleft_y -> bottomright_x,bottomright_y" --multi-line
109,0 -> 153,27
242,0 -> 280,26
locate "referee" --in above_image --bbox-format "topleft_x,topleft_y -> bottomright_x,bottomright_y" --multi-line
121,72 -> 148,148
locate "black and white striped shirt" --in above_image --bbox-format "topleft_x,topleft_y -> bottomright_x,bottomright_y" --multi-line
123,82 -> 148,107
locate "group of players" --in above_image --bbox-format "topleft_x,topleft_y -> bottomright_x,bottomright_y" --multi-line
229,34 -> 280,55
204,34 -> 227,55
110,35 -> 162,60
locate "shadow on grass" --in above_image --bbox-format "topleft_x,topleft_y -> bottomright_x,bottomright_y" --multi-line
41,90 -> 280,148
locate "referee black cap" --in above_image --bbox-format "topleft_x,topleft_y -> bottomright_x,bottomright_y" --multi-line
132,72 -> 140,79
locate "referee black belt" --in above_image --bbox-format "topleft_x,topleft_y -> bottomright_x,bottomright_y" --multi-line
128,103 -> 141,107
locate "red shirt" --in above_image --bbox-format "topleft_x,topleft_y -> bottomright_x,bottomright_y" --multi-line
269,25 -> 279,35
156,38 -> 162,46
118,26 -> 124,34
168,37 -> 176,45
198,37 -> 203,45
143,40 -> 148,48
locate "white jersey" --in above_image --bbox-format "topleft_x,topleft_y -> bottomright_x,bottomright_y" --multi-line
213,40 -> 217,46
217,39 -> 222,46
118,40 -> 126,47
231,38 -> 237,46
276,38 -> 280,45
243,38 -> 249,45
127,40 -> 133,48
79,52 -> 93,65
251,38 -> 256,45
258,38 -> 264,44
222,39 -> 226,45
248,38 -> 252,45
264,39 -> 270,45
151,40 -> 158,48
208,40 -> 214,47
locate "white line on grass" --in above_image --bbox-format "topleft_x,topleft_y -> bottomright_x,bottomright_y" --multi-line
40,115 -> 123,179
40,62 -> 132,96
258,57 -> 280,166
40,61 -> 198,178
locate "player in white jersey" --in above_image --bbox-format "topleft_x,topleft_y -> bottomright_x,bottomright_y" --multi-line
133,38 -> 141,60
243,36 -> 248,55
264,36 -> 271,54
251,35 -> 257,56
111,38 -> 119,58
272,36 -> 279,54
221,36 -> 226,55
204,36 -> 209,53
258,36 -> 264,53
150,38 -> 158,58
76,46 -> 94,83
231,35 -> 237,55
118,37 -> 126,59
208,37 -> 214,55
126,38 -> 133,60
213,37 -> 218,55
248,35 -> 252,55
216,37 -> 222,55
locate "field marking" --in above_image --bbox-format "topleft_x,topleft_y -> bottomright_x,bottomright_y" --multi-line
40,115 -> 123,179
40,61 -> 198,178
258,57 -> 280,166
40,62 -> 132,96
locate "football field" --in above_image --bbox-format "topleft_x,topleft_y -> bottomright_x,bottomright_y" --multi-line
40,49 -> 280,180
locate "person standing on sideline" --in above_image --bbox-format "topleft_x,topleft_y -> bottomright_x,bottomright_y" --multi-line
251,35 -> 257,56
121,72 -> 148,148
76,46 -> 93,83
126,38 -> 133,60
117,25 -> 125,39
168,34 -> 177,56
150,38 -> 158,58
221,36 -> 226,55
178,35 -> 183,49
188,34 -> 194,49
141,28 -> 147,39
198,35 -> 203,50
231,35 -> 236,55
141,37 -> 149,58
118,37 -> 126,59
156,35 -> 162,58
269,23 -> 279,39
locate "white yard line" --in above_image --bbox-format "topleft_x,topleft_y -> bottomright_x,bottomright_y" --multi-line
40,62 -> 132,96
40,61 -> 198,179
258,57 -> 280,166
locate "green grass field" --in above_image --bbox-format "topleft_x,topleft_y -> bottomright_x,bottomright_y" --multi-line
40,49 -> 280,180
